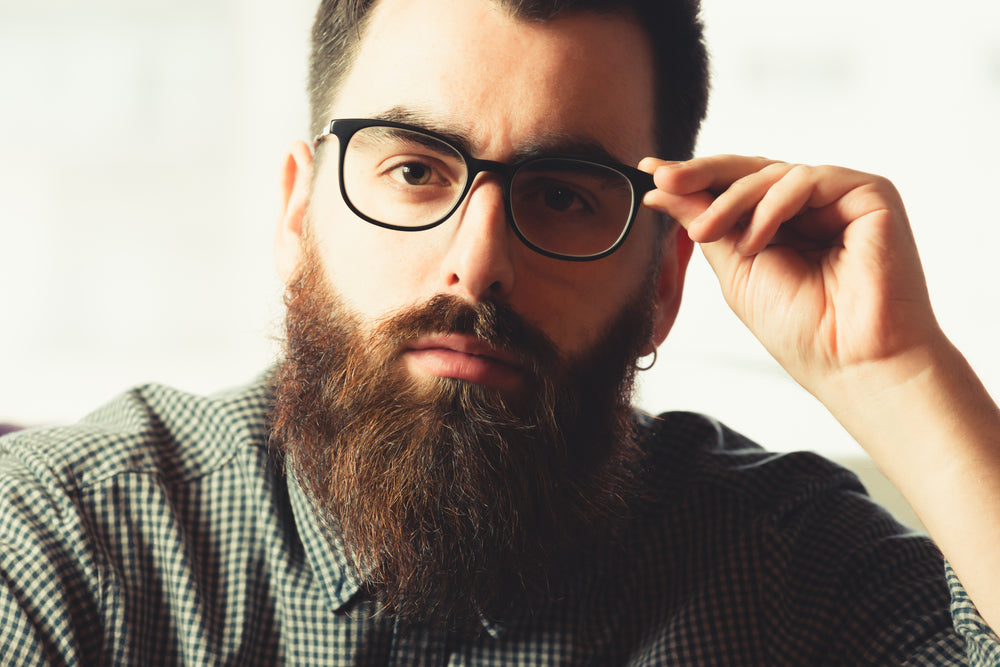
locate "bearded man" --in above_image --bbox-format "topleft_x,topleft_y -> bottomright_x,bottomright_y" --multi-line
3,0 -> 1000,664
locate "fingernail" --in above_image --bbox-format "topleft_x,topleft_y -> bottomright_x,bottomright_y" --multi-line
655,161 -> 683,171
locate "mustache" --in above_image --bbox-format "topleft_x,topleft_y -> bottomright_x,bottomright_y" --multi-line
375,293 -> 561,377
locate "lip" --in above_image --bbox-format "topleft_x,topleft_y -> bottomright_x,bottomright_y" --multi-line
403,334 -> 525,389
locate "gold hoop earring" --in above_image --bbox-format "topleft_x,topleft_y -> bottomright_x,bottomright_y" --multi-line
636,347 -> 658,372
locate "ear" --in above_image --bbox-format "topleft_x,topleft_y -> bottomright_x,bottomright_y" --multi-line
647,226 -> 694,353
274,141 -> 315,285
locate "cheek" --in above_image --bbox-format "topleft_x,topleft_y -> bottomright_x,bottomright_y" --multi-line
307,205 -> 386,312
308,190 -> 446,319
539,225 -> 662,355
513,254 -> 648,358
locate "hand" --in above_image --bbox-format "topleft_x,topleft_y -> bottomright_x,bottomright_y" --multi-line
642,155 -> 1000,633
640,155 -> 944,402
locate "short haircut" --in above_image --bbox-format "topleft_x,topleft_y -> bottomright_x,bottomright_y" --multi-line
308,0 -> 710,160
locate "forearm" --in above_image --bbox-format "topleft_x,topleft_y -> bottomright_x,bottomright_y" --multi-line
822,336 -> 1000,631
645,154 -> 1000,634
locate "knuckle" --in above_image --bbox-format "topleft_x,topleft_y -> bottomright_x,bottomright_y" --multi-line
869,173 -> 898,194
762,161 -> 800,184
783,163 -> 814,182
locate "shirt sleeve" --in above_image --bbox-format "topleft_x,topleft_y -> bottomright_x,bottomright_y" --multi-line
0,431 -> 103,665
947,562 -> 1000,665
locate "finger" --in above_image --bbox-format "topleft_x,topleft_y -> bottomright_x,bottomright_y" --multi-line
809,172 -> 903,232
641,156 -> 903,256
639,155 -> 783,233
650,154 -> 783,196
746,167 -> 899,253
699,164 -> 895,255
687,162 -> 797,244
639,158 -> 700,223
638,157 -> 680,173
738,164 -> 819,254
642,188 -> 715,230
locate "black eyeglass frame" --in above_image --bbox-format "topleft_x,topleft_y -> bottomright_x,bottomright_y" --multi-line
313,118 -> 656,261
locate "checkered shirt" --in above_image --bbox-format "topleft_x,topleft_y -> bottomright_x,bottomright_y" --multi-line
1,373 -> 997,665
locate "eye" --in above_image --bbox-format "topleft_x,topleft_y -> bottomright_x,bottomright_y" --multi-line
388,161 -> 435,186
543,185 -> 585,212
515,179 -> 595,215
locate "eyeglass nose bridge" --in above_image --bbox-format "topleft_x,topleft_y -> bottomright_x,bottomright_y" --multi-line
450,155 -> 521,226
460,156 -> 518,197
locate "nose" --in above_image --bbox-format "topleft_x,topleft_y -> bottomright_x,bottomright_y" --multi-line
440,174 -> 516,303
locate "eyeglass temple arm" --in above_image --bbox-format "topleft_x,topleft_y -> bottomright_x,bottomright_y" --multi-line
312,121 -> 338,148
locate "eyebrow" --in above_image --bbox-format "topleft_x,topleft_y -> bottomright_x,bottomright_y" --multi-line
371,105 -> 628,166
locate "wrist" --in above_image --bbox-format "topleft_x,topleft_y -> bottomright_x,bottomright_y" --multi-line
817,333 -> 1000,492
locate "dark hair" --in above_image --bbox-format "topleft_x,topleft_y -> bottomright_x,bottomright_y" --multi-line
308,0 -> 709,159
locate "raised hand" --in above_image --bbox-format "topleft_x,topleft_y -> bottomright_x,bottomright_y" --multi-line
641,154 -> 1000,630
640,155 -> 943,404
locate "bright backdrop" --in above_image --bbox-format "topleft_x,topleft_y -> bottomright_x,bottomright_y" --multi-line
2,1 -> 998,484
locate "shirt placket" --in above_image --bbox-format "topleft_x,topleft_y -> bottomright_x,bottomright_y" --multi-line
388,620 -> 451,666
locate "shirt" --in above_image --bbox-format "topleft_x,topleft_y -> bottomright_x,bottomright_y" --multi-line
1,372 -> 998,666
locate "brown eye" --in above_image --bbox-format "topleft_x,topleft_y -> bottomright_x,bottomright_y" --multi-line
543,186 -> 584,212
394,163 -> 432,186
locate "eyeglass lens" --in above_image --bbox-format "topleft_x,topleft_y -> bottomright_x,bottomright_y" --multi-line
342,125 -> 636,258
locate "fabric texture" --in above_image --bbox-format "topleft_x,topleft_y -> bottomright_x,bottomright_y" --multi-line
1,372 -> 995,665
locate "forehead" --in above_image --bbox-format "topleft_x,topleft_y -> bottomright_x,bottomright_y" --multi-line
328,0 -> 656,165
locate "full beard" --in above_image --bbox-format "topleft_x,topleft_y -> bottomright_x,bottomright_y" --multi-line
270,242 -> 659,632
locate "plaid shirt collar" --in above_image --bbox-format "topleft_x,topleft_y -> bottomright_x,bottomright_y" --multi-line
287,466 -> 511,638
287,468 -> 363,611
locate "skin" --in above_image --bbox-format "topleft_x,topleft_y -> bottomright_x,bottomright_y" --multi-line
275,0 -> 1000,636
276,0 -> 692,394
643,155 -> 1000,631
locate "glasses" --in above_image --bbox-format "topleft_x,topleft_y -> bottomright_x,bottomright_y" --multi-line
313,118 -> 656,261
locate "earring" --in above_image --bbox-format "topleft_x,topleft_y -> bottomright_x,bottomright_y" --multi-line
636,347 -> 658,372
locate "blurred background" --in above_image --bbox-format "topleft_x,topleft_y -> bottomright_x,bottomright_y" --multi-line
2,0 -> 999,527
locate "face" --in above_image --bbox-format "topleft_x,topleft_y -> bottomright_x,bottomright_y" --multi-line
276,0 -> 690,391
272,0 -> 694,629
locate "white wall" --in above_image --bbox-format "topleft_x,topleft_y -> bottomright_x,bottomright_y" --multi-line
639,0 -> 1000,462
2,0 -> 998,519
0,0 -> 315,423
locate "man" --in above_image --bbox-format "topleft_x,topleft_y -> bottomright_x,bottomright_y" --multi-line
2,0 -> 999,664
